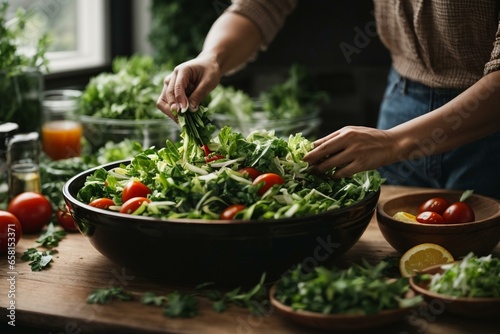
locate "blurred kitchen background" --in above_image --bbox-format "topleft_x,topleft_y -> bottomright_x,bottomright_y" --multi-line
5,0 -> 391,138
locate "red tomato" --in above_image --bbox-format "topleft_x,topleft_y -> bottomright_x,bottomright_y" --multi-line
0,210 -> 22,254
416,211 -> 446,224
252,173 -> 285,195
57,207 -> 78,232
89,198 -> 115,210
418,197 -> 450,215
122,180 -> 151,203
120,197 -> 151,215
7,192 -> 53,233
239,167 -> 260,181
220,204 -> 246,220
443,202 -> 475,224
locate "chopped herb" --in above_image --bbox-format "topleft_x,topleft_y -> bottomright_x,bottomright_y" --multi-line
141,292 -> 168,306
36,222 -> 67,248
274,260 -> 422,315
21,248 -> 56,271
163,291 -> 199,318
199,273 -> 269,315
428,252 -> 500,298
87,287 -> 134,304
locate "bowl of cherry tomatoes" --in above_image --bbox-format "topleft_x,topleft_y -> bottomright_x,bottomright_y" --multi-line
376,189 -> 500,258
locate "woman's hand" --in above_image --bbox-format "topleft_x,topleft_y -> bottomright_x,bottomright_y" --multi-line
156,52 -> 222,120
303,126 -> 398,178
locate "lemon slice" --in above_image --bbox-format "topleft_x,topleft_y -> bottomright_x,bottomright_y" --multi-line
392,211 -> 417,223
399,243 -> 454,278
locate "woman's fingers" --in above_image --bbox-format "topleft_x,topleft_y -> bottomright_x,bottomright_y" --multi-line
304,126 -> 396,177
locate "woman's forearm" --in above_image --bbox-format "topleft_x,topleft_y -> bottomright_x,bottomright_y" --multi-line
200,12 -> 263,75
390,70 -> 500,162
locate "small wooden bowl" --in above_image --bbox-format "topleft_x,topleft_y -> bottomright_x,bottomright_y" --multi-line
410,263 -> 500,318
269,285 -> 419,331
376,190 -> 500,258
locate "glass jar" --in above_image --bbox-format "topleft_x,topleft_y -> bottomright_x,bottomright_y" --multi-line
7,132 -> 42,200
41,89 -> 83,160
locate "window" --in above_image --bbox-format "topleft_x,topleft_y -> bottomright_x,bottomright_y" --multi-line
7,0 -> 110,73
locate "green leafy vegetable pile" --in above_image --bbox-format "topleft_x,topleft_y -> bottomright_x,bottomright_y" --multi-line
205,64 -> 329,121
274,260 -> 422,315
79,55 -> 170,120
77,107 -> 382,220
428,252 -> 500,298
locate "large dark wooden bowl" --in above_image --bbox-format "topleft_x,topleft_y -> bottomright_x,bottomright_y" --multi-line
63,161 -> 380,287
376,190 -> 500,258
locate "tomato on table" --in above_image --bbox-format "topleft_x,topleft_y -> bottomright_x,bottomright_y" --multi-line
120,197 -> 151,215
252,173 -> 285,195
122,180 -> 151,202
443,202 -> 475,224
239,167 -> 260,181
220,204 -> 246,220
0,210 -> 22,254
418,197 -> 450,215
57,206 -> 78,232
7,192 -> 53,233
89,198 -> 115,210
416,211 -> 446,224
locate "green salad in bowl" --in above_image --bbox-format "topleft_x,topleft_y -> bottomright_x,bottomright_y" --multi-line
76,106 -> 382,220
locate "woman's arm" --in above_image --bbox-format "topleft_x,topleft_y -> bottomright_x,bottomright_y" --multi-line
303,70 -> 500,178
157,12 -> 262,119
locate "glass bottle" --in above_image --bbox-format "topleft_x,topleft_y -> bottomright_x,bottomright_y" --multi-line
7,132 -> 42,199
0,122 -> 19,201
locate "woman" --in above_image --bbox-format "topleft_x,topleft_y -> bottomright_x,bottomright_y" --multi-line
157,0 -> 500,199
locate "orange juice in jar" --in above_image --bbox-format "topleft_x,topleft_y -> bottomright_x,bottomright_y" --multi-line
42,120 -> 82,160
41,90 -> 83,160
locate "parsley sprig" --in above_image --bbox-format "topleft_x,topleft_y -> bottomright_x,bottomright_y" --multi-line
36,222 -> 67,248
141,291 -> 198,318
87,287 -> 134,304
88,273 -> 269,319
21,248 -> 56,271
21,222 -> 67,271
198,273 -> 268,315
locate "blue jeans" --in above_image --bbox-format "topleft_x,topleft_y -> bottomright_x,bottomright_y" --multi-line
377,67 -> 500,199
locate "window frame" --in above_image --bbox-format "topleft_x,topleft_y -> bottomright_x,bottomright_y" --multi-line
44,0 -> 110,74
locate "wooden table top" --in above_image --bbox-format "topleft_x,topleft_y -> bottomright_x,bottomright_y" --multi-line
1,185 -> 499,334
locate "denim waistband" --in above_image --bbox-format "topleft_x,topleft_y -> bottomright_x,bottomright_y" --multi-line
388,67 -> 465,96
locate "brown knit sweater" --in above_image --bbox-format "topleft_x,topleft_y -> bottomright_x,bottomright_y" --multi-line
227,0 -> 500,89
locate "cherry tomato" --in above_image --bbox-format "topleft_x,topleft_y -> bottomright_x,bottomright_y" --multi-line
418,197 -> 450,215
89,198 -> 115,210
443,202 -> 475,224
239,167 -> 260,181
57,207 -> 78,232
7,192 -> 53,234
120,197 -> 151,215
0,210 -> 22,254
416,211 -> 446,224
252,173 -> 285,195
122,180 -> 151,203
220,204 -> 246,220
